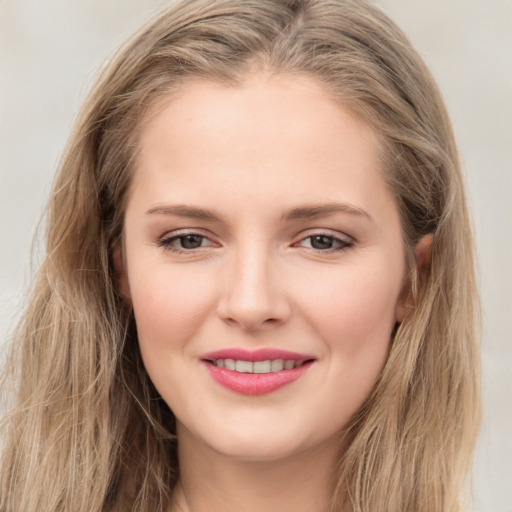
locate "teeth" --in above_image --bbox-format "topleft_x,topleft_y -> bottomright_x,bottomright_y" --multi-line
271,359 -> 284,372
284,360 -> 295,370
212,358 -> 307,373
253,360 -> 271,373
235,360 -> 253,373
224,359 -> 236,370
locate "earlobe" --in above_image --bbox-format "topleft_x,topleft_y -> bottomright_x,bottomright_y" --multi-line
112,244 -> 132,303
395,233 -> 433,323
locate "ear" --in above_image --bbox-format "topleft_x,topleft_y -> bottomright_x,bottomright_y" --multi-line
112,243 -> 132,303
414,233 -> 433,275
395,233 -> 433,323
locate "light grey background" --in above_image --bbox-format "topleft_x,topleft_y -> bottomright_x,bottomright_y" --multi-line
1,1 -> 510,511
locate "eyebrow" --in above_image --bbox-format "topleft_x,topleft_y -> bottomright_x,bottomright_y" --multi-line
146,202 -> 372,223
146,204 -> 223,221
282,202 -> 372,222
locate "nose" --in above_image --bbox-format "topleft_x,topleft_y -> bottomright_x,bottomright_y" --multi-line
216,246 -> 291,332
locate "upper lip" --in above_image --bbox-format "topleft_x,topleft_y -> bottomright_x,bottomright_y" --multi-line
201,348 -> 316,362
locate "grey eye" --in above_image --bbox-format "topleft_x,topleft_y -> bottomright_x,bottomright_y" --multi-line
309,235 -> 335,250
178,234 -> 205,249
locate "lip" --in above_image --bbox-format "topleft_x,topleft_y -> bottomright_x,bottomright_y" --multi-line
201,348 -> 316,395
201,348 -> 315,362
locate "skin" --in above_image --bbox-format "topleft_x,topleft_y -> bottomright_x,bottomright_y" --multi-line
118,73 -> 412,511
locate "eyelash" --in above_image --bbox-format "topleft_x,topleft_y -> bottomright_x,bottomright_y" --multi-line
156,231 -> 354,254
296,233 -> 354,252
157,232 -> 215,254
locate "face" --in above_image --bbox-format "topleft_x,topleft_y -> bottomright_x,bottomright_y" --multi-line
120,73 -> 408,461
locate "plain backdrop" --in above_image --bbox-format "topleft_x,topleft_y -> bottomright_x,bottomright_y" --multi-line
0,1 -> 510,511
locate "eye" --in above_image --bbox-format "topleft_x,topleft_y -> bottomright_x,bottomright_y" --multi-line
157,232 -> 216,253
297,233 -> 353,252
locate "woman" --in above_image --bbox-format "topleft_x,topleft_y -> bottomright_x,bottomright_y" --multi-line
0,1 -> 480,511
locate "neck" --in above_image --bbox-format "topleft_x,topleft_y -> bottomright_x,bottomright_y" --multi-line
170,426 -> 347,512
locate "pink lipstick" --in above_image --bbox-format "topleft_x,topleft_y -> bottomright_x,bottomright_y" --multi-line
201,348 -> 315,395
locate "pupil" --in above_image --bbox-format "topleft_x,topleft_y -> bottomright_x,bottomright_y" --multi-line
311,235 -> 333,250
181,235 -> 202,249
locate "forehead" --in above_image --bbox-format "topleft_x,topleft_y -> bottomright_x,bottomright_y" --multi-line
130,73 -> 395,224
137,72 -> 383,158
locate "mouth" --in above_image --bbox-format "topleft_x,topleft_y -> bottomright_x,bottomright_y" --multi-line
200,348 -> 316,395
205,358 -> 312,373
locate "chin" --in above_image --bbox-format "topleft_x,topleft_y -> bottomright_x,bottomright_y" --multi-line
191,419 -> 325,463
211,436 -> 304,462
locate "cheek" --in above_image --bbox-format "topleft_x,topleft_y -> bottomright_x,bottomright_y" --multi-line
298,262 -> 402,358
129,266 -> 216,356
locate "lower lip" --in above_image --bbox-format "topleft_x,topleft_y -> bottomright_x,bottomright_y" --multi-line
203,361 -> 314,395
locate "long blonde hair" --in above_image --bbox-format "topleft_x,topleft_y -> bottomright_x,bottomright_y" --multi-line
1,1 -> 480,511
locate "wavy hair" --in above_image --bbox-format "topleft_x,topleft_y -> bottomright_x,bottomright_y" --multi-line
0,1 -> 480,511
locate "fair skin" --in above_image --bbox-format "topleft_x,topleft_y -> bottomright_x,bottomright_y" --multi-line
118,73 -> 412,512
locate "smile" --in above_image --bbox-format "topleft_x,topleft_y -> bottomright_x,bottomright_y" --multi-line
201,348 -> 316,395
209,359 -> 309,373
